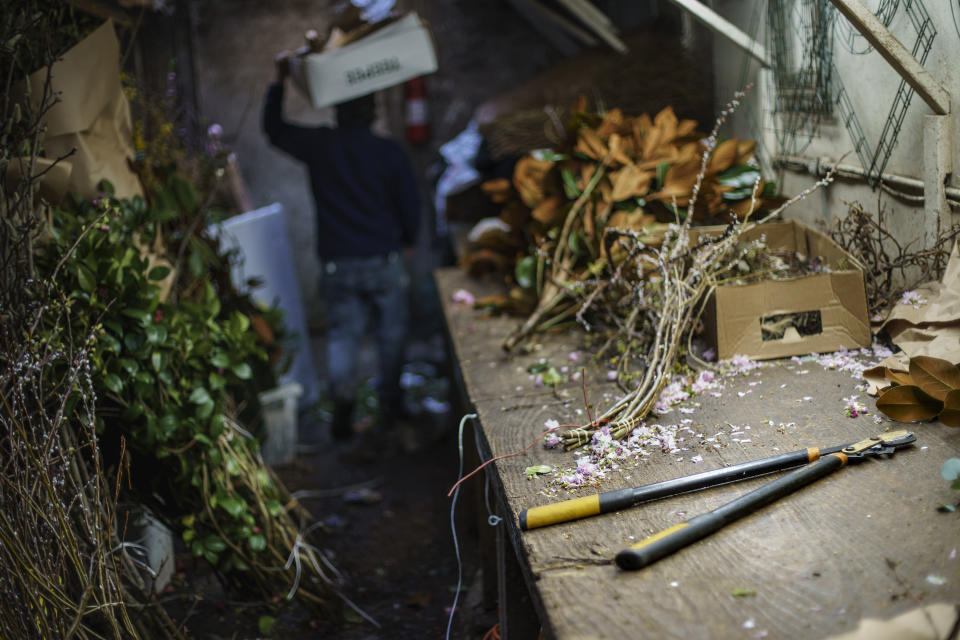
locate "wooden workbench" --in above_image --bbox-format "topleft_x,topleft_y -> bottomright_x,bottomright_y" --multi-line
435,266 -> 960,640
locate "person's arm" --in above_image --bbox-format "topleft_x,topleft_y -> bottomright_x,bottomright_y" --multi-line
261,53 -> 315,162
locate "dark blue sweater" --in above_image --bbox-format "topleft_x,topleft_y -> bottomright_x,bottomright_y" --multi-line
262,82 -> 421,260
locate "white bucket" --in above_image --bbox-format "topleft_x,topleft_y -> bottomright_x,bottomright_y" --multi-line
258,381 -> 304,466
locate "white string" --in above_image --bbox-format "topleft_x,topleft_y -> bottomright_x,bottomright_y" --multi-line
446,412 -> 478,640
477,427 -> 503,528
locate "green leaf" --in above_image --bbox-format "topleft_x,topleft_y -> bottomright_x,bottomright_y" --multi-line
524,464 -> 552,479
148,265 -> 171,281
515,256 -> 536,290
189,386 -> 212,405
230,312 -> 250,334
209,372 -> 227,391
196,399 -> 215,420
731,588 -> 757,597
656,161 -> 670,190
257,615 -> 277,635
103,374 -> 123,394
119,358 -> 139,375
210,352 -> 230,368
151,351 -> 163,371
77,267 -> 95,293
205,535 -> 227,553
249,534 -> 267,552
122,308 -> 150,323
158,414 -> 177,438
219,496 -> 245,518
561,169 -> 580,199
232,363 -> 252,380
145,325 -> 161,343
937,504 -> 957,513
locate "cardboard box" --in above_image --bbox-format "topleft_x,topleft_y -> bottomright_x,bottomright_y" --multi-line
294,13 -> 437,109
691,220 -> 871,360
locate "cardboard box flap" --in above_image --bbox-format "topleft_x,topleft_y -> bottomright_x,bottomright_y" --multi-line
301,11 -> 437,108
693,220 -> 870,360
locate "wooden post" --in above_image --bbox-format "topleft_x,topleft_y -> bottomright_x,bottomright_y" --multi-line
923,115 -> 955,247
828,0 -> 950,115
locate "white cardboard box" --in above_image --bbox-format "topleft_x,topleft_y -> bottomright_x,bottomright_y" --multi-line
297,13 -> 437,108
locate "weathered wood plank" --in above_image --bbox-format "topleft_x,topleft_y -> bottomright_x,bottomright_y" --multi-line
435,266 -> 960,640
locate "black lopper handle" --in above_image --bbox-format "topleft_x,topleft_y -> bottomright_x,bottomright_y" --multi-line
615,453 -> 848,570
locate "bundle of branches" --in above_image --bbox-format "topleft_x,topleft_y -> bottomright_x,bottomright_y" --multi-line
490,89 -> 835,450
460,96 -> 781,351
829,198 -> 960,317
0,313 -> 185,639
0,5 -> 181,637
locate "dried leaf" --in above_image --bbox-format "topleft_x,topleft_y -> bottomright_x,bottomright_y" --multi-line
575,128 -> 608,160
610,164 -> 652,201
885,367 -> 915,387
606,210 -> 651,232
596,108 -> 625,138
653,106 -> 678,143
876,385 -> 943,423
676,119 -> 698,138
709,138 -> 738,175
909,356 -> 960,401
940,389 -> 960,427
513,156 -> 554,207
531,195 -> 566,226
481,178 -> 513,203
734,139 -> 757,165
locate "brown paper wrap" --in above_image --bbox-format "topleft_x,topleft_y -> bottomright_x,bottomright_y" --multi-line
879,240 -> 960,363
19,20 -> 142,201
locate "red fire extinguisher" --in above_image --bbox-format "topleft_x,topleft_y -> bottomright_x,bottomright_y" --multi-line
404,76 -> 429,144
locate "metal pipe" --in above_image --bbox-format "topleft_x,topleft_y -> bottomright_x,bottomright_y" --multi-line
775,154 -> 960,204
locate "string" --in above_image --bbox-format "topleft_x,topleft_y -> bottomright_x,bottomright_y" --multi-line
446,412 -> 477,640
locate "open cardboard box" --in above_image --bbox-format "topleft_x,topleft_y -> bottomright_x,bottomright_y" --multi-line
290,12 -> 437,109
690,220 -> 871,360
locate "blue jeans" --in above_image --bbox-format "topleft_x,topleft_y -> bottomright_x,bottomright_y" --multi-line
320,252 -> 409,432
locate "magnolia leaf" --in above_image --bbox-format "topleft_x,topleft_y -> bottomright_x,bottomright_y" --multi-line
885,367 -> 915,387
909,356 -> 960,401
531,195 -> 566,225
708,138 -> 738,175
940,389 -> 960,427
875,385 -> 943,422
610,163 -> 652,201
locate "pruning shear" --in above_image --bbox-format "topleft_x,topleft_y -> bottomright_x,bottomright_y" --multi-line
615,429 -> 916,570
518,430 -> 915,569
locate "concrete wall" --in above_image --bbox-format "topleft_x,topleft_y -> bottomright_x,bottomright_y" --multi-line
709,0 -> 959,253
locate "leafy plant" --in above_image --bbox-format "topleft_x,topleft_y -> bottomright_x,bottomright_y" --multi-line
35,182 -> 342,614
873,356 -> 960,426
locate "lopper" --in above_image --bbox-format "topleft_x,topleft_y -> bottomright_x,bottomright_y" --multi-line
518,430 -> 916,570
